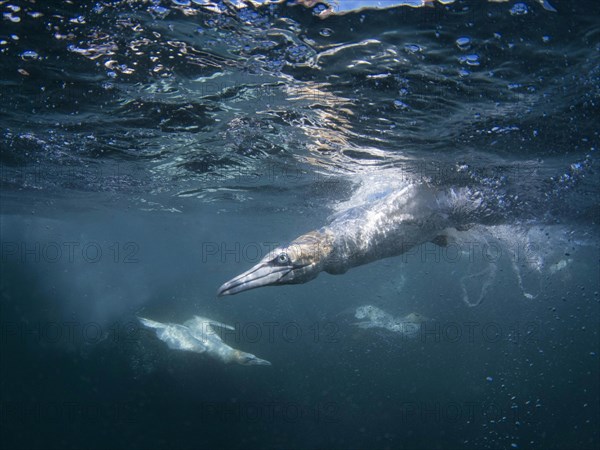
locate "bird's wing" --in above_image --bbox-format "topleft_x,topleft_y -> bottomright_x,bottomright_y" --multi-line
139,317 -> 207,353
185,315 -> 234,331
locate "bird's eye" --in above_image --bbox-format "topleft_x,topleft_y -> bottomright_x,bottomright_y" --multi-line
276,253 -> 290,265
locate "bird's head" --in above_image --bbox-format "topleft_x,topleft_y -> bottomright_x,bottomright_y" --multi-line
217,229 -> 333,296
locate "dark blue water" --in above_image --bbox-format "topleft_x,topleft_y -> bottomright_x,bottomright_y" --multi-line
1,0 -> 599,449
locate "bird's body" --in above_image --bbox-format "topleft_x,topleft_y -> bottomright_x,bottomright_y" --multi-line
354,304 -> 429,337
324,184 -> 457,274
218,184 -> 483,296
139,316 -> 271,366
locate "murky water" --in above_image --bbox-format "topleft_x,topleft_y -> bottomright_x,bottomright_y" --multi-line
1,1 -> 598,449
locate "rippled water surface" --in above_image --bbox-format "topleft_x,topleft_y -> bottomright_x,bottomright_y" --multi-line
1,1 -> 599,449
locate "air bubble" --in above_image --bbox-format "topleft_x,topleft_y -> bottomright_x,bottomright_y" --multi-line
20,50 -> 39,61
393,100 -> 409,110
313,4 -> 328,15
404,44 -> 421,54
148,6 -> 170,19
456,37 -> 471,50
459,54 -> 480,66
509,3 -> 528,15
3,12 -> 21,22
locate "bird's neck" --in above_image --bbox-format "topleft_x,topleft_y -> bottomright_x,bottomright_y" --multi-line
288,228 -> 336,273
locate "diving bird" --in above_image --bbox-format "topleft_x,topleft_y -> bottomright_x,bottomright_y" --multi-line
138,316 -> 271,366
218,183 -> 484,296
354,304 -> 429,337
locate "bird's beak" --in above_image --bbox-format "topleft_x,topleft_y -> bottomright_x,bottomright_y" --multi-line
217,261 -> 292,296
245,356 -> 271,366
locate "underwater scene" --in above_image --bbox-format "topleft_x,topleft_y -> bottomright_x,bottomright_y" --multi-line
0,0 -> 598,449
